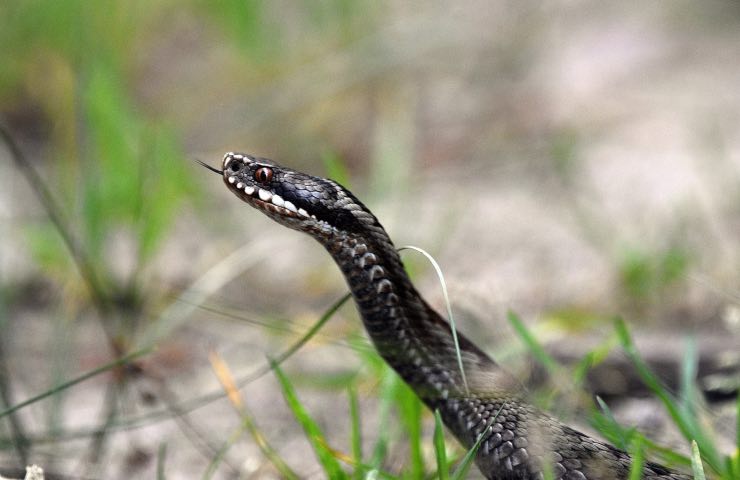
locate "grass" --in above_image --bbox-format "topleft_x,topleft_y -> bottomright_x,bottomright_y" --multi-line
618,245 -> 692,306
0,2 -> 378,475
1,158 -> 737,478
508,313 -> 738,480
2,136 -> 737,480
1,2 -> 738,479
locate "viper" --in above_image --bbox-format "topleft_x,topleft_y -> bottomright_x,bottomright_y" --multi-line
201,152 -> 690,479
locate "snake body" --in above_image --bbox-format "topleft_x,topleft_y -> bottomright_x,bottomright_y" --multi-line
206,152 -> 690,479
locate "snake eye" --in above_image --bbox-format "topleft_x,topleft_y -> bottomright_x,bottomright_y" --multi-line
254,167 -> 273,184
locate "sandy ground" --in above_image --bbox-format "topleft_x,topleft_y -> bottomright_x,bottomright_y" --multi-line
1,1 -> 739,478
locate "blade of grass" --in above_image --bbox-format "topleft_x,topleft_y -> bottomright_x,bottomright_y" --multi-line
0,347 -> 150,419
451,404 -> 505,480
573,334 -> 618,386
315,436 -> 356,465
85,382 -> 116,464
0,336 -> 29,465
690,440 -> 706,480
627,434 -> 645,480
209,351 -> 298,480
396,382 -> 423,478
155,382 -> 241,476
322,150 -> 352,189
399,245 -> 468,394
0,123 -> 110,317
271,359 -> 347,479
731,393 -> 740,479
349,385 -> 363,479
507,311 -> 559,377
134,239 -> 273,350
676,338 -> 716,475
614,318 -> 722,473
201,423 -> 249,480
594,396 -> 630,449
679,337 -> 698,419
593,395 -> 690,468
303,437 -> 398,480
433,410 -> 449,480
0,294 -> 353,446
47,312 -> 74,439
450,437 -> 482,480
541,462 -> 555,480
156,292 -> 351,421
209,351 -> 244,409
237,293 -> 352,389
369,368 -> 394,469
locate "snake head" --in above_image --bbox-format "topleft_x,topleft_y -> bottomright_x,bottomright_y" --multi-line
212,152 -> 375,235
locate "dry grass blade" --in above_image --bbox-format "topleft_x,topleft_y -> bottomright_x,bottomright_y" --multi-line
399,245 -> 469,394
208,351 -> 298,479
208,351 -> 244,410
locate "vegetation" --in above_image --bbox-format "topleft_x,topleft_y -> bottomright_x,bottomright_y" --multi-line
1,1 -> 738,479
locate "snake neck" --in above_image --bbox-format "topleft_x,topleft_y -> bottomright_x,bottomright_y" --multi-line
315,222 -> 498,408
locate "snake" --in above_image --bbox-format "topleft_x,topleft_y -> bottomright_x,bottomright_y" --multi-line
200,152 -> 691,479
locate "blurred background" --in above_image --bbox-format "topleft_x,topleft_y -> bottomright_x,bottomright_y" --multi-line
1,1 -> 739,478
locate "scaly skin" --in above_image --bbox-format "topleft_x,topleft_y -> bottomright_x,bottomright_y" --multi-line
204,152 -> 691,479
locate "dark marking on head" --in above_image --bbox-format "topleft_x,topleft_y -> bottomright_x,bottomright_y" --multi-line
217,152 -> 382,236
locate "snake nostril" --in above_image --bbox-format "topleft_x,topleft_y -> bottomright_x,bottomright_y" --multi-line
229,162 -> 241,172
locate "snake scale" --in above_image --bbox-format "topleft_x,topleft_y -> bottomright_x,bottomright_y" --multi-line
202,152 -> 691,479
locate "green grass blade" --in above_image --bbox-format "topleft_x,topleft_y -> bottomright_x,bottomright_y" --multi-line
594,396 -> 630,449
0,348 -> 150,419
450,438 -> 482,480
271,360 -> 347,479
451,404 -> 505,480
690,440 -> 706,480
370,367 -> 396,469
507,311 -> 559,376
202,424 -> 247,480
24,294 -> 354,443
593,397 -> 690,468
541,462 -> 555,480
433,410 -> 449,480
240,417 -> 298,479
730,392 -> 740,479
573,334 -> 617,386
349,384 -> 364,479
0,124 -> 111,317
736,389 -> 739,459
628,434 -> 646,480
322,150 -> 352,188
0,337 -> 30,463
257,293 -> 352,385
614,318 -> 722,473
679,337 -> 698,420
229,400 -> 298,479
393,379 -> 423,478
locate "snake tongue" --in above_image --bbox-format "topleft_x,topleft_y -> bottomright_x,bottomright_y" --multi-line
195,159 -> 223,175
